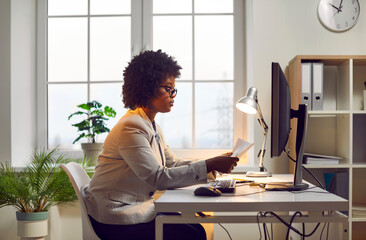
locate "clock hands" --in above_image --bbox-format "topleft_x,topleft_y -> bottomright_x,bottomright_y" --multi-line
338,0 -> 344,12
329,3 -> 341,12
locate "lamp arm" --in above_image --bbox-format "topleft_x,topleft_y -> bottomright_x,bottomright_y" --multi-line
256,101 -> 269,134
256,101 -> 268,171
257,133 -> 267,170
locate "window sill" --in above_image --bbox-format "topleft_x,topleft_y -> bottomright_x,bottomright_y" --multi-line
24,149 -> 256,173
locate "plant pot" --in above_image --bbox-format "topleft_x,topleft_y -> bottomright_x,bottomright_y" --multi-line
16,211 -> 49,240
81,142 -> 104,164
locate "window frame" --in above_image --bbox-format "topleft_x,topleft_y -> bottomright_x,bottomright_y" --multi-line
36,0 -> 254,168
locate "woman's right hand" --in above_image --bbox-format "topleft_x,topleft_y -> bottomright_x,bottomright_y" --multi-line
205,155 -> 239,174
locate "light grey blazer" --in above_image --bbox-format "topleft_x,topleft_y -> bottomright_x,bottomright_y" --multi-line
82,108 -> 208,225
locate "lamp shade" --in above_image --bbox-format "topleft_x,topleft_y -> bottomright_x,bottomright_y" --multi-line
236,87 -> 258,114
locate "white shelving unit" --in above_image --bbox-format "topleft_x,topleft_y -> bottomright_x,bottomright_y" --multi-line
287,56 -> 366,240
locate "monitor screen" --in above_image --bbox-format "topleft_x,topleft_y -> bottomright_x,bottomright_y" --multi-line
268,62 -> 309,191
271,62 -> 291,158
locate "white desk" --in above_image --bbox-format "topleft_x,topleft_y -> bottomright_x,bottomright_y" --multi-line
155,174 -> 348,240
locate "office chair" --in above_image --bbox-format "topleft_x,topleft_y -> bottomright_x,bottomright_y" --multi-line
60,162 -> 100,240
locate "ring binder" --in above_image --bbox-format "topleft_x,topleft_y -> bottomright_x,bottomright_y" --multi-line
301,63 -> 312,109
312,62 -> 324,110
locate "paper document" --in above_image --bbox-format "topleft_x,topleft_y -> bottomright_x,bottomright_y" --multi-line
232,138 -> 254,158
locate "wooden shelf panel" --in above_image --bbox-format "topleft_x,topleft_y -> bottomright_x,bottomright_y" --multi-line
352,164 -> 366,168
309,110 -> 350,115
303,164 -> 350,169
352,217 -> 366,222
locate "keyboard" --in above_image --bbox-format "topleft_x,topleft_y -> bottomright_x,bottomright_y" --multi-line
208,179 -> 236,193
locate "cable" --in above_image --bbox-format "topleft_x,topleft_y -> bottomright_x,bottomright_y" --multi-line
257,212 -> 272,240
257,212 -> 264,240
263,211 -> 322,238
319,222 -> 327,240
325,221 -> 330,240
285,150 -> 326,190
286,211 -> 302,240
218,223 -> 232,240
271,223 -> 273,239
263,222 -> 268,240
263,212 -> 273,240
197,212 -> 233,240
257,211 -> 325,239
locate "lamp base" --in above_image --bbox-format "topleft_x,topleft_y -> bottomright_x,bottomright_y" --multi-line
246,171 -> 272,178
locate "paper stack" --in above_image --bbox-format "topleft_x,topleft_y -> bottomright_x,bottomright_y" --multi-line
303,153 -> 342,165
232,138 -> 254,159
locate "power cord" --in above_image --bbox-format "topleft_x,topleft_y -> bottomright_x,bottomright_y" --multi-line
319,221 -> 330,240
218,223 -> 232,240
256,211 -> 327,239
285,211 -> 304,240
285,150 -> 326,190
196,212 -> 232,240
257,212 -> 270,240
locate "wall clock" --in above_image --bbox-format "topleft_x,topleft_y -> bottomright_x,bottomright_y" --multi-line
317,0 -> 360,32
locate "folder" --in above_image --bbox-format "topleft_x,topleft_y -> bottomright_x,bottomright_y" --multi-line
312,62 -> 324,110
301,63 -> 312,109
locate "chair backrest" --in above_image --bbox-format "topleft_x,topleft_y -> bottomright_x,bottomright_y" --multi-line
60,162 -> 100,240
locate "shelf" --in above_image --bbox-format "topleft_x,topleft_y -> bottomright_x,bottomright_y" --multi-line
352,164 -> 366,169
352,204 -> 366,220
353,111 -> 366,114
303,164 -> 350,169
352,217 -> 366,222
308,110 -> 350,115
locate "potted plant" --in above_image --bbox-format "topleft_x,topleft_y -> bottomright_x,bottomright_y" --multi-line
68,100 -> 116,163
0,148 -> 79,240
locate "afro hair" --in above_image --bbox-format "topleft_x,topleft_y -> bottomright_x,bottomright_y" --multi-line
122,50 -> 182,109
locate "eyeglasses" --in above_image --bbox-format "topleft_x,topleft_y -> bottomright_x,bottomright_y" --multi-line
160,86 -> 178,98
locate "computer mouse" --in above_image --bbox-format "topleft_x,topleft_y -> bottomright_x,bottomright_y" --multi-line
194,186 -> 222,197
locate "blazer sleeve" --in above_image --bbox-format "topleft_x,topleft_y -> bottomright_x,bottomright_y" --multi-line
158,124 -> 217,180
118,120 -> 207,190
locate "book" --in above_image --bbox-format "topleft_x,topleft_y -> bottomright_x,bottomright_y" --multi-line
305,158 -> 340,165
303,153 -> 342,165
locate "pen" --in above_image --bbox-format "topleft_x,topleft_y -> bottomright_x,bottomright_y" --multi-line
233,178 -> 254,183
249,182 -> 266,188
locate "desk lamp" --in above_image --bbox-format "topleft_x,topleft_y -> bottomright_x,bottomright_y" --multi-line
236,87 -> 272,177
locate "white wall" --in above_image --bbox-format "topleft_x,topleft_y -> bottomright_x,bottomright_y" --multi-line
0,0 -> 12,166
0,0 -> 37,168
11,0 -> 37,167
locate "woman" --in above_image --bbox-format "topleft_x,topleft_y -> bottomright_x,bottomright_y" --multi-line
82,50 -> 239,240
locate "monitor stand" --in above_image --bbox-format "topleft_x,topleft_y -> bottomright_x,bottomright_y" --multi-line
265,104 -> 309,191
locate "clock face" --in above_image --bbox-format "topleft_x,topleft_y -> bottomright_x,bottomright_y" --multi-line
318,0 -> 360,32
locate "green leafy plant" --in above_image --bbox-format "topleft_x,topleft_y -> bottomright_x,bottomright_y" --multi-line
68,100 -> 117,144
0,148 -> 85,213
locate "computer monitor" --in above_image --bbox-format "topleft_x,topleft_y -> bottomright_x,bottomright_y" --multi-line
268,62 -> 309,191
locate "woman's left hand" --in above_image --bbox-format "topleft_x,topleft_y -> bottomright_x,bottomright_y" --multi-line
221,152 -> 233,157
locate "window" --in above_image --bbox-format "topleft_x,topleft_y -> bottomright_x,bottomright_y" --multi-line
38,0 -> 245,160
